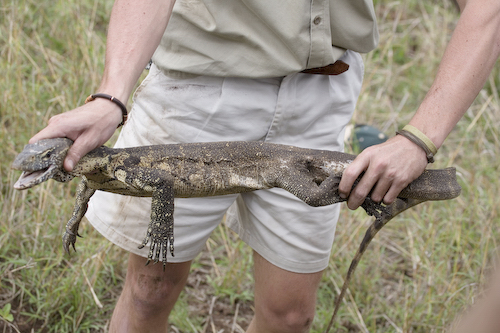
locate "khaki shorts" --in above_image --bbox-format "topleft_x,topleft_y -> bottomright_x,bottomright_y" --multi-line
86,50 -> 364,273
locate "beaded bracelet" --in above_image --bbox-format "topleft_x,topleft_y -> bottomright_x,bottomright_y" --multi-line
85,93 -> 128,127
396,125 -> 437,163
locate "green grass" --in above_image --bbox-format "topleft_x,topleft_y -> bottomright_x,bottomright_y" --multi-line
1,0 -> 500,332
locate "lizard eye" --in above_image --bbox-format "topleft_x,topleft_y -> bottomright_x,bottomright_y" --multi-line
43,150 -> 53,159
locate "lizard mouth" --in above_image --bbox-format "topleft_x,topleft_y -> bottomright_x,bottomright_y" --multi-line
13,166 -> 55,190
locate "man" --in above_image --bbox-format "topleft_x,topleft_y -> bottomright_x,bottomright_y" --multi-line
30,0 -> 500,332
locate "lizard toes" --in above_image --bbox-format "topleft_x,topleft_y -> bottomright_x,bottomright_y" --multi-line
153,240 -> 161,264
138,233 -> 151,250
146,244 -> 155,264
63,242 -> 70,255
62,232 -> 77,254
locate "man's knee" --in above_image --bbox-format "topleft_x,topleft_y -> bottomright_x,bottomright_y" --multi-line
255,299 -> 315,332
125,254 -> 191,317
130,272 -> 176,314
252,252 -> 322,332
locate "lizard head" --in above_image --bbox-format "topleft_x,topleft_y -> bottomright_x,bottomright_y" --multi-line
12,138 -> 76,190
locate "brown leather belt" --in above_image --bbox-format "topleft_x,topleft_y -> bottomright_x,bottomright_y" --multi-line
301,59 -> 349,75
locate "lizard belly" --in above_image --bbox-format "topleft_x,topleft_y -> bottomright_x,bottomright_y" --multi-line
173,173 -> 272,198
86,178 -> 153,197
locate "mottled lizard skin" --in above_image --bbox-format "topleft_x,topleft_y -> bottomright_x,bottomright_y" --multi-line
12,138 -> 461,329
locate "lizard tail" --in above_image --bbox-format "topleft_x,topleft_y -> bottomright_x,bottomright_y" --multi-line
398,167 -> 461,201
324,218 -> 382,333
324,197 -> 425,333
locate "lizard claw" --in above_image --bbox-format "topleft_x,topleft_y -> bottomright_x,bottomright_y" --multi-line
360,198 -> 389,223
62,218 -> 84,255
139,220 -> 173,269
62,230 -> 78,254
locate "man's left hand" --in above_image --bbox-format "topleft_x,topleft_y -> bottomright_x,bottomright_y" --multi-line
339,135 -> 428,210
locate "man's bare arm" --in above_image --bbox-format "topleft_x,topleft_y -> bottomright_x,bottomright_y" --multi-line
339,0 -> 500,209
30,0 -> 176,171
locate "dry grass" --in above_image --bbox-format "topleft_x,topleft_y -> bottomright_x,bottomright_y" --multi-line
1,0 -> 499,332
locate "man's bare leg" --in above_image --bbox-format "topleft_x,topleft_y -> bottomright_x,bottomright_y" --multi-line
247,251 -> 323,333
109,253 -> 191,333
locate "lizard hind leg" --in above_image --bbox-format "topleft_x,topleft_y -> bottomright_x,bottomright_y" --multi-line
281,174 -> 344,207
360,197 -> 389,223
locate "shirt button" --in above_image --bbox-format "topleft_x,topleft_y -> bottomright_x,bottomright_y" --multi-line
313,16 -> 322,25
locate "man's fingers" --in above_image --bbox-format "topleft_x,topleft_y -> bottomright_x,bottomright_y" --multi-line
382,185 -> 405,205
370,177 -> 404,206
338,155 -> 370,203
345,168 -> 379,210
63,135 -> 103,172
339,145 -> 380,203
346,160 -> 412,209
64,148 -> 79,172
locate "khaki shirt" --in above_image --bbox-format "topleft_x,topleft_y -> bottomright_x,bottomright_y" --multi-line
152,0 -> 379,78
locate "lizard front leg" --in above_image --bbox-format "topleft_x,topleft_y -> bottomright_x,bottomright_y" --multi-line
63,177 -> 96,253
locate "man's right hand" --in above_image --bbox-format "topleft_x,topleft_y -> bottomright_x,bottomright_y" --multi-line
29,98 -> 123,172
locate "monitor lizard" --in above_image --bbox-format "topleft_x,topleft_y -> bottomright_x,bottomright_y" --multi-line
12,138 -> 461,330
